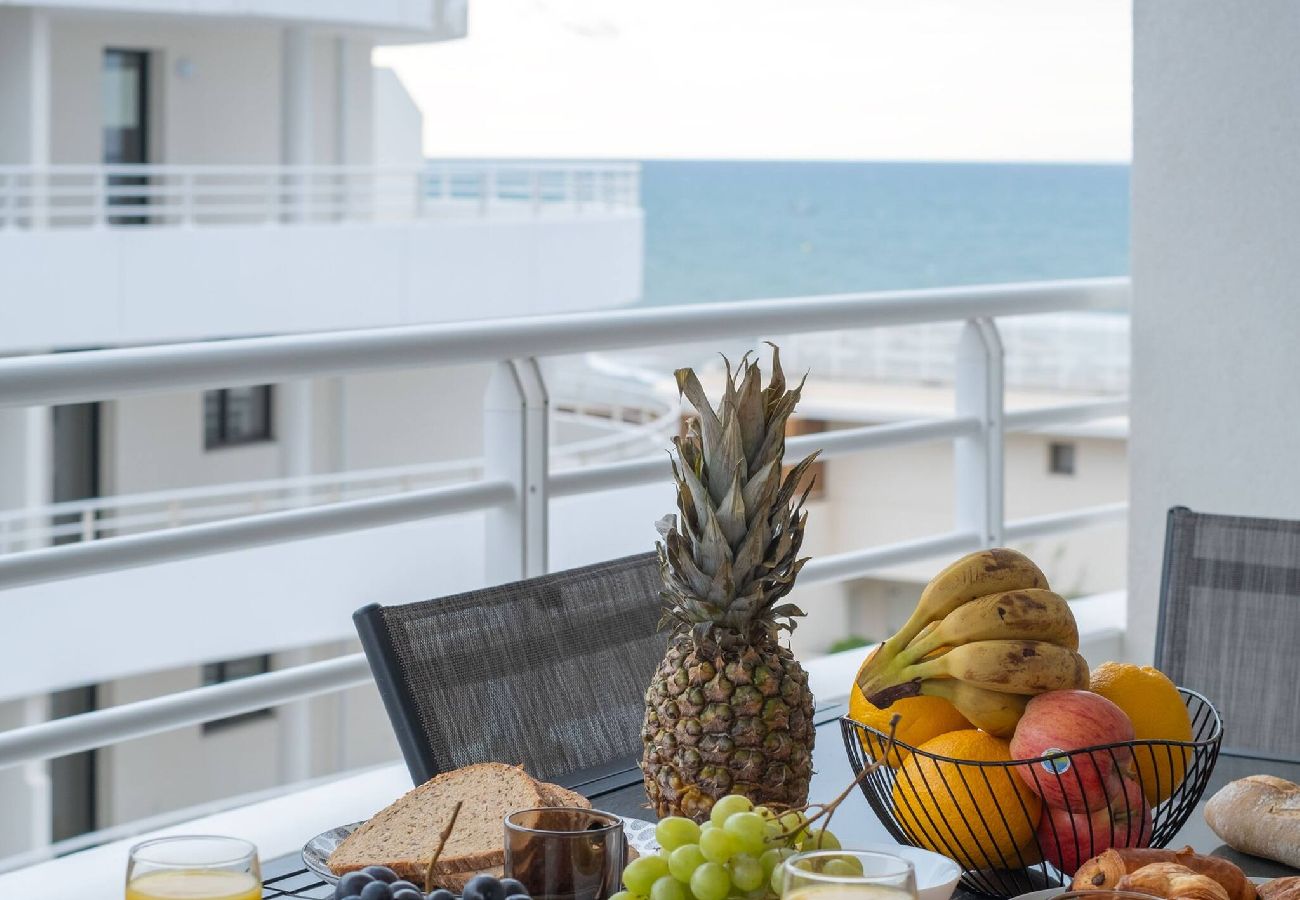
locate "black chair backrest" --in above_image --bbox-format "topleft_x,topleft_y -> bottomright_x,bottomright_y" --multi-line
355,552 -> 667,784
1157,506 -> 1300,760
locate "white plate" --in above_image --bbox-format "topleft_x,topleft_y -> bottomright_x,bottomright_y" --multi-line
302,817 -> 660,883
853,843 -> 962,900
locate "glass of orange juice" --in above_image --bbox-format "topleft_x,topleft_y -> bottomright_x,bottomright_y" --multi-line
126,836 -> 260,900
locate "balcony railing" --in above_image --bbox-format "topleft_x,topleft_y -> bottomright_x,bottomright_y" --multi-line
0,378 -> 677,552
0,277 -> 1130,854
0,161 -> 641,230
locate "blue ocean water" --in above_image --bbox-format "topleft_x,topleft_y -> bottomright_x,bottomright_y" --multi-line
640,161 -> 1129,307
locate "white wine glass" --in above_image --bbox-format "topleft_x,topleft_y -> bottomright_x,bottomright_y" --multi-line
126,835 -> 260,900
782,849 -> 918,900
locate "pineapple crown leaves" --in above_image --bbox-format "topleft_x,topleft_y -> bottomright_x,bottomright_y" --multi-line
655,345 -> 820,645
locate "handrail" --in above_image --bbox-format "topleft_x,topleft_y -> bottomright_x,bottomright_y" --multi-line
0,504 -> 1125,771
0,278 -> 1133,788
0,161 -> 640,230
0,479 -> 514,591
0,278 -> 1127,408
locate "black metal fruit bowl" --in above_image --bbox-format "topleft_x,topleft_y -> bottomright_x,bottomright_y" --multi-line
840,687 -> 1223,899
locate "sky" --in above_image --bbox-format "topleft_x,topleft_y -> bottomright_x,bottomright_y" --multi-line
374,0 -> 1131,162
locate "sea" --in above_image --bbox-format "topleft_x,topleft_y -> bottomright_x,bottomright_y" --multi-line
638,161 -> 1129,307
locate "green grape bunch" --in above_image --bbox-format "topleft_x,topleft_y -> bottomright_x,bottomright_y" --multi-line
613,794 -> 845,900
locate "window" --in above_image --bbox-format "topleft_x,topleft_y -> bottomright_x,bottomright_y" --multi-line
204,386 -> 273,449
201,655 -> 273,732
1048,441 -> 1077,476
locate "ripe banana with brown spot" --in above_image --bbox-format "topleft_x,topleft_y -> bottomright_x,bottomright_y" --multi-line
857,548 -> 1049,697
870,640 -> 1089,705
901,588 -> 1078,662
918,680 -> 1030,738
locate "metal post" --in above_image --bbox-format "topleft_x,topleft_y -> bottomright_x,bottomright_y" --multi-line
483,358 -> 549,583
180,171 -> 194,227
276,379 -> 314,784
954,318 -> 1005,547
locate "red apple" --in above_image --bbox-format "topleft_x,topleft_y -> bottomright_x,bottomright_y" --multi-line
1010,689 -> 1137,810
1036,772 -> 1152,874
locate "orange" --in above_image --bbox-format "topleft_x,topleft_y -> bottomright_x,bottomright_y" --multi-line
891,729 -> 1042,870
1090,662 -> 1193,804
848,653 -> 969,767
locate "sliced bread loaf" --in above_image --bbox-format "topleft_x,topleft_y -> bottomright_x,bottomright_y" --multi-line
327,762 -> 546,882
537,781 -> 592,810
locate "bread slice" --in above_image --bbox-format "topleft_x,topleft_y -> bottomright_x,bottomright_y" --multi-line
328,763 -> 547,882
537,781 -> 592,810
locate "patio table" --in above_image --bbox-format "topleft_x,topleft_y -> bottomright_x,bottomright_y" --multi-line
259,703 -> 1300,898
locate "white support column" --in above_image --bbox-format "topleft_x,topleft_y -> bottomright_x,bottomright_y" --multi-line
29,9 -> 50,230
276,381 -> 314,784
281,26 -> 313,222
21,404 -> 52,850
954,318 -> 1005,547
483,359 -> 549,583
333,36 -> 350,223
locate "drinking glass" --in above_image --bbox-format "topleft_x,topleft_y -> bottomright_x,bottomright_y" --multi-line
504,807 -> 625,900
126,835 -> 261,900
782,849 -> 918,900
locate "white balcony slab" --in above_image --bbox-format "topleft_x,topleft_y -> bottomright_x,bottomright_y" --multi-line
0,213 -> 644,352
0,0 -> 463,42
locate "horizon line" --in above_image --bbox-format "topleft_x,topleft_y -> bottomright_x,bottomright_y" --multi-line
423,154 -> 1132,166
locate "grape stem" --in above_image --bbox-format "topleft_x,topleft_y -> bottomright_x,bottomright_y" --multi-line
775,714 -> 900,847
423,799 -> 464,893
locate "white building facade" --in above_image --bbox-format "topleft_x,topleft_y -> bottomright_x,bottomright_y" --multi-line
0,0 -> 644,861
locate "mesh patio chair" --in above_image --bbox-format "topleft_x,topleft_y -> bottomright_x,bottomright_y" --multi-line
354,552 -> 667,785
1156,506 -> 1300,760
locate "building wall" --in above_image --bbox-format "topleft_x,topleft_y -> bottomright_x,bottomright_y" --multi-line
0,8 -> 40,163
46,19 -> 372,165
97,640 -> 398,828
820,430 -> 1128,647
1129,0 -> 1300,662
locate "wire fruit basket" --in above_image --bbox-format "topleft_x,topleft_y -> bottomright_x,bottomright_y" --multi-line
841,688 -> 1223,899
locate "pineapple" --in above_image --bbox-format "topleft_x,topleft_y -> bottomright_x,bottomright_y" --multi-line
641,346 -> 819,820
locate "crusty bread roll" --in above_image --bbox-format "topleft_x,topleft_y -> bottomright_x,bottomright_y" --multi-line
1072,847 -> 1255,900
1258,876 -> 1300,900
1117,863 -> 1230,900
1205,776 -> 1300,868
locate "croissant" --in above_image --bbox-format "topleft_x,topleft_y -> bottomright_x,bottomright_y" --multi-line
1116,863 -> 1230,900
1071,847 -> 1256,900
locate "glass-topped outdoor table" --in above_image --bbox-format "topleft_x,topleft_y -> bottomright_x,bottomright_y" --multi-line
259,702 -> 1300,898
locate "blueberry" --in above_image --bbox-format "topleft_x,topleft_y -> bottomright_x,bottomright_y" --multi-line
428,889 -> 457,900
390,883 -> 420,894
360,881 -> 394,900
498,880 -> 528,897
392,891 -> 424,900
363,867 -> 400,884
504,894 -> 532,900
463,874 -> 506,900
338,896 -> 362,900
339,872 -> 375,898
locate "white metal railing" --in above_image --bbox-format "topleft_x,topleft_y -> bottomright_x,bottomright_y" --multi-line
0,382 -> 676,552
0,277 -> 1131,776
0,161 -> 640,230
783,312 -> 1130,394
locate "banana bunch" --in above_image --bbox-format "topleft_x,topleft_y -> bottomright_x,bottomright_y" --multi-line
856,548 -> 1087,737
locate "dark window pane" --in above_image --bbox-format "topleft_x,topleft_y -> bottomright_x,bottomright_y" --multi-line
201,655 -> 273,731
203,391 -> 222,448
1049,441 -> 1076,476
203,386 -> 273,449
